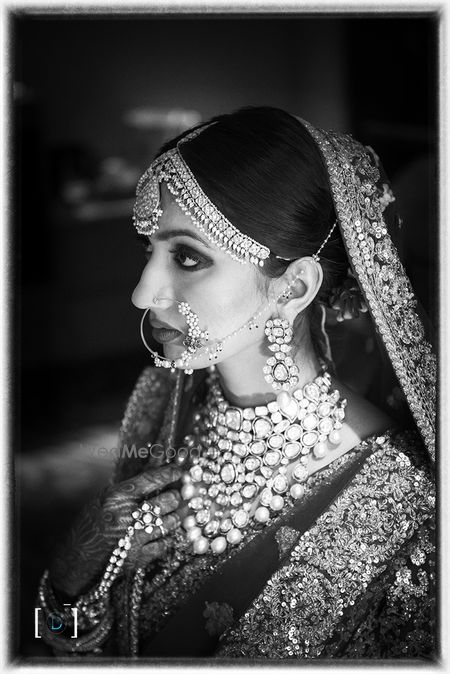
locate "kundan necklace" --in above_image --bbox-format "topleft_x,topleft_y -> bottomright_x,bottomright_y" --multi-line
181,364 -> 347,555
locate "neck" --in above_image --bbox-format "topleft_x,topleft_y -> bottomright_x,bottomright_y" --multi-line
216,338 -> 323,408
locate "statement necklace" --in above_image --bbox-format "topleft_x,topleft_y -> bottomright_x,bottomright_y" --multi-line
181,366 -> 347,555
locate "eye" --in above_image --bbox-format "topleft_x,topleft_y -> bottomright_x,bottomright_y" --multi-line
171,244 -> 211,271
135,233 -> 211,271
173,245 -> 200,268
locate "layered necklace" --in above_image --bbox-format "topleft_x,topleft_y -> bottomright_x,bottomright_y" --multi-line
181,365 -> 347,555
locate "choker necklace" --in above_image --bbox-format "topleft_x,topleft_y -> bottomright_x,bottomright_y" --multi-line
181,365 -> 347,555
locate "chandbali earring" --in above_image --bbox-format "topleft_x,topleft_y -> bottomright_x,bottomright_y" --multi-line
263,317 -> 299,391
262,275 -> 303,391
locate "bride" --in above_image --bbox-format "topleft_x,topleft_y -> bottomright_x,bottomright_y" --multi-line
37,107 -> 436,659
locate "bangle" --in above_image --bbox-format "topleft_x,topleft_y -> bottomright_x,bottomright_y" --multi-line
39,570 -> 111,632
38,570 -> 114,655
38,571 -> 75,625
41,607 -> 114,655
38,494 -> 158,655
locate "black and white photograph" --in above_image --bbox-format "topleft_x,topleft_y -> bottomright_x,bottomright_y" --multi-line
7,2 -> 442,666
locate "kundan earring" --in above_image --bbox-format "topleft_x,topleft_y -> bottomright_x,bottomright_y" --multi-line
263,317 -> 299,391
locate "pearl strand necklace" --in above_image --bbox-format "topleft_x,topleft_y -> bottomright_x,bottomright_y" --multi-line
181,366 -> 347,555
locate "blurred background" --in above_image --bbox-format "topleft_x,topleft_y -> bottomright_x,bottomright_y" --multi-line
13,14 -> 437,658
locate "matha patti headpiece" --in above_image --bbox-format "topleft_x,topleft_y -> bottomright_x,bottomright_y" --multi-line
133,122 -> 336,266
133,124 -> 271,267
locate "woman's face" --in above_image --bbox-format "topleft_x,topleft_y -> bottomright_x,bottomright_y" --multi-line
131,184 -> 275,369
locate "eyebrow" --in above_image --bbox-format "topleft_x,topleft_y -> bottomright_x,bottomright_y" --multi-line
153,228 -> 213,250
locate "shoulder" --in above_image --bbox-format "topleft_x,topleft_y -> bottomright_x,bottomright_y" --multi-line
128,364 -> 175,398
361,427 -> 434,495
333,375 -> 397,447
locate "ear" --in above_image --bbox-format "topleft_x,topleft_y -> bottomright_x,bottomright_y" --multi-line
270,257 -> 324,324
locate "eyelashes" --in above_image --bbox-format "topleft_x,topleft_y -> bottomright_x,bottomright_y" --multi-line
171,245 -> 202,269
135,234 -> 212,271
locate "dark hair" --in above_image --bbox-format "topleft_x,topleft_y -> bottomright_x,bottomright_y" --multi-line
157,106 -> 349,362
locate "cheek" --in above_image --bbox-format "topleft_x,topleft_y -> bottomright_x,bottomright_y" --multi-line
186,271 -> 263,335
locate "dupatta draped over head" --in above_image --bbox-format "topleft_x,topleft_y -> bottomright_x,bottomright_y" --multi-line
298,119 -> 436,463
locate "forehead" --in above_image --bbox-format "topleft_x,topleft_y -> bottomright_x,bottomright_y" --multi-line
156,181 -> 265,289
159,182 -> 201,231
154,182 -> 216,252
155,184 -> 264,286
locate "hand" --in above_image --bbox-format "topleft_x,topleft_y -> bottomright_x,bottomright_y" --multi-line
47,465 -> 183,601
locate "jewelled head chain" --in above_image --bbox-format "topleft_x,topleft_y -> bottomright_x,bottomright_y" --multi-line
133,122 -> 337,268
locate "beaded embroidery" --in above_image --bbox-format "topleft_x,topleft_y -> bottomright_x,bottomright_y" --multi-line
275,526 -> 300,559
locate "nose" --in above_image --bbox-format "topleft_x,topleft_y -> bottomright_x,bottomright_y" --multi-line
131,258 -> 172,310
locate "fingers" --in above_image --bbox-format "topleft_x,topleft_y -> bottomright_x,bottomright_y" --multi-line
98,467 -> 183,547
144,511 -> 182,542
137,537 -> 171,565
115,465 -> 182,500
131,490 -> 181,545
145,489 -> 181,515
123,514 -> 182,570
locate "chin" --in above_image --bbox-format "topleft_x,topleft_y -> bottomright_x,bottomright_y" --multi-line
162,343 -> 184,357
169,349 -> 214,371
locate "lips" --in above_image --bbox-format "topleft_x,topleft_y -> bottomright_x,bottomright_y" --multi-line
150,319 -> 179,331
150,318 -> 183,344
